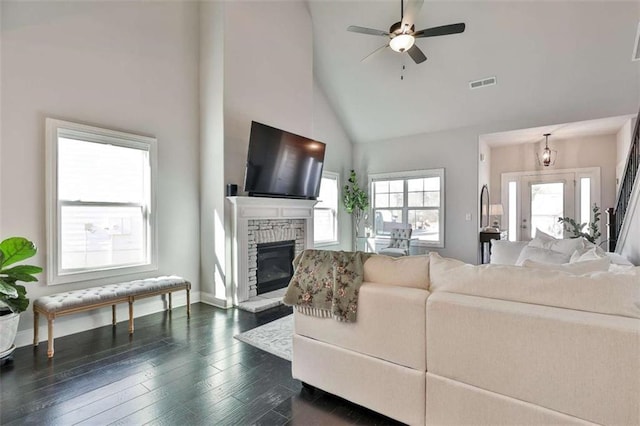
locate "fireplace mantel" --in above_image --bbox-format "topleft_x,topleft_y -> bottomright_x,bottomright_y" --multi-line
227,196 -> 317,304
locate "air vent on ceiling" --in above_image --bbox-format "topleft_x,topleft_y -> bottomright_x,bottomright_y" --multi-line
469,76 -> 497,90
633,21 -> 640,61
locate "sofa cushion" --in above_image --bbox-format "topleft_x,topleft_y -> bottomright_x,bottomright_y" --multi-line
522,257 -> 610,275
489,240 -> 527,265
363,255 -> 429,289
426,373 -> 594,426
295,282 -> 429,371
429,252 -> 640,319
426,292 -> 640,425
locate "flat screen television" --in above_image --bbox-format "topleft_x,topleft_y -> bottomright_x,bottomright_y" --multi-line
244,121 -> 326,199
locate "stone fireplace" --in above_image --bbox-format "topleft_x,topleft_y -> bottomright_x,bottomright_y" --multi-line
228,196 -> 317,305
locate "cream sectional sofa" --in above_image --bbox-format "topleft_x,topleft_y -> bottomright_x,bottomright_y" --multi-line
291,253 -> 640,426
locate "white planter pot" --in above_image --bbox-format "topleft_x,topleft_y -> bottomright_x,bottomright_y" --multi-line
0,312 -> 20,353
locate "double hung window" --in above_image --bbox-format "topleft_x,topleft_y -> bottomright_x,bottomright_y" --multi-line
370,169 -> 445,247
46,119 -> 157,285
314,172 -> 339,245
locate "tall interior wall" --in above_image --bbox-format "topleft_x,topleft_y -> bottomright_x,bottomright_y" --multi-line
200,0 -> 354,305
1,1 -> 201,344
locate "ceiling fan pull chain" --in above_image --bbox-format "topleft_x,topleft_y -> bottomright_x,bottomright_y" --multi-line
401,64 -> 405,80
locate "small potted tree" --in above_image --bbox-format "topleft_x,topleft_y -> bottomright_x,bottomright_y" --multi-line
343,170 -> 369,250
0,237 -> 42,357
558,204 -> 602,244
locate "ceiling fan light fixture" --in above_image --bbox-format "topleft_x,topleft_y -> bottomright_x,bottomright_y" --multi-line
390,34 -> 415,52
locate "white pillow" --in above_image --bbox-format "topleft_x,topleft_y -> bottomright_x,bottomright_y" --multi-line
570,246 -> 607,263
533,228 -> 556,242
606,252 -> 634,266
528,231 -> 585,256
515,245 -> 571,266
522,257 -> 610,275
489,240 -> 528,265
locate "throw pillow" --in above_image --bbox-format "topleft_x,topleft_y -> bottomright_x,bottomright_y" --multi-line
533,228 -> 556,242
528,231 -> 585,255
489,240 -> 528,265
515,245 -> 571,266
570,246 -> 607,263
522,257 -> 610,275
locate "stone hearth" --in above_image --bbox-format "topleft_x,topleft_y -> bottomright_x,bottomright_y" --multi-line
227,196 -> 317,309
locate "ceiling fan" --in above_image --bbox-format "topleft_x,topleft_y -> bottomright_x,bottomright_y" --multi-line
347,0 -> 465,64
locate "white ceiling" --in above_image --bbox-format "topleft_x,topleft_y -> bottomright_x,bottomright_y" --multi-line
481,114 -> 637,147
308,1 -> 640,143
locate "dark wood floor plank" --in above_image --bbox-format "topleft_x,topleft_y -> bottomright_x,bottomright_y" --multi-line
252,408 -> 290,426
0,303 -> 403,426
45,383 -> 150,425
209,385 -> 297,425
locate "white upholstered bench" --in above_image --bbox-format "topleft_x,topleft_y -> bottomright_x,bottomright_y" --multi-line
33,276 -> 191,358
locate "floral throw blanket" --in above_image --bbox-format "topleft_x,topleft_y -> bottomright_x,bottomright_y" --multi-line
283,249 -> 372,322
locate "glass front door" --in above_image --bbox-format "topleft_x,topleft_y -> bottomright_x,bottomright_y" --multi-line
521,174 -> 575,240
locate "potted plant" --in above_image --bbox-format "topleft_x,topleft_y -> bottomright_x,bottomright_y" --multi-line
0,237 -> 42,356
558,203 -> 602,244
343,170 -> 369,249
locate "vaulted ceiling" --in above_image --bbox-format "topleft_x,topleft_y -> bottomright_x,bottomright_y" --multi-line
309,1 -> 640,143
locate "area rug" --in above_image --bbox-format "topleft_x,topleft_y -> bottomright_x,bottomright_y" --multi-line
234,314 -> 293,361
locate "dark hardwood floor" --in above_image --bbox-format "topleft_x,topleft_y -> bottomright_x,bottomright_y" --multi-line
0,303 -> 401,425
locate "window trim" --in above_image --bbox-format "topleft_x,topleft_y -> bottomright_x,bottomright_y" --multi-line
314,171 -> 340,246
45,118 -> 158,285
369,168 -> 445,248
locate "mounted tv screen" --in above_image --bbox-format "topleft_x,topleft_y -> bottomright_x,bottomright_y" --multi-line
244,121 -> 326,199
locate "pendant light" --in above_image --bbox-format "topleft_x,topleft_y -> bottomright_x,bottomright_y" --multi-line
538,133 -> 556,167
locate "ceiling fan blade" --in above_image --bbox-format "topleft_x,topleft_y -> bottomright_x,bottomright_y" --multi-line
401,0 -> 424,29
413,23 -> 466,38
347,25 -> 389,37
406,44 -> 427,64
361,44 -> 389,62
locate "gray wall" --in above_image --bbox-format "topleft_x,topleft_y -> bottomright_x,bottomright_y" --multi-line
1,1 -> 201,343
354,126 -> 480,264
312,80 -> 354,252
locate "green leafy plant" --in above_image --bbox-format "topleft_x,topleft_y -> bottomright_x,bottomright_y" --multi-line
557,204 -> 601,244
343,170 -> 369,243
0,237 -> 43,314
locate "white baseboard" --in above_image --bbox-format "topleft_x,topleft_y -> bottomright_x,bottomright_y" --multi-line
14,291 -> 202,349
200,291 -> 229,309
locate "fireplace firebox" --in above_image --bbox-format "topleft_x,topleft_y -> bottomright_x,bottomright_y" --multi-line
256,240 -> 295,294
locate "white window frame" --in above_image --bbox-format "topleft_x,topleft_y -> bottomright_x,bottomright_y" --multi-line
45,118 -> 158,285
314,171 -> 340,246
369,168 -> 445,248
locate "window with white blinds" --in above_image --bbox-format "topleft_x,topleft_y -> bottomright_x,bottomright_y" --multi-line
46,119 -> 158,285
